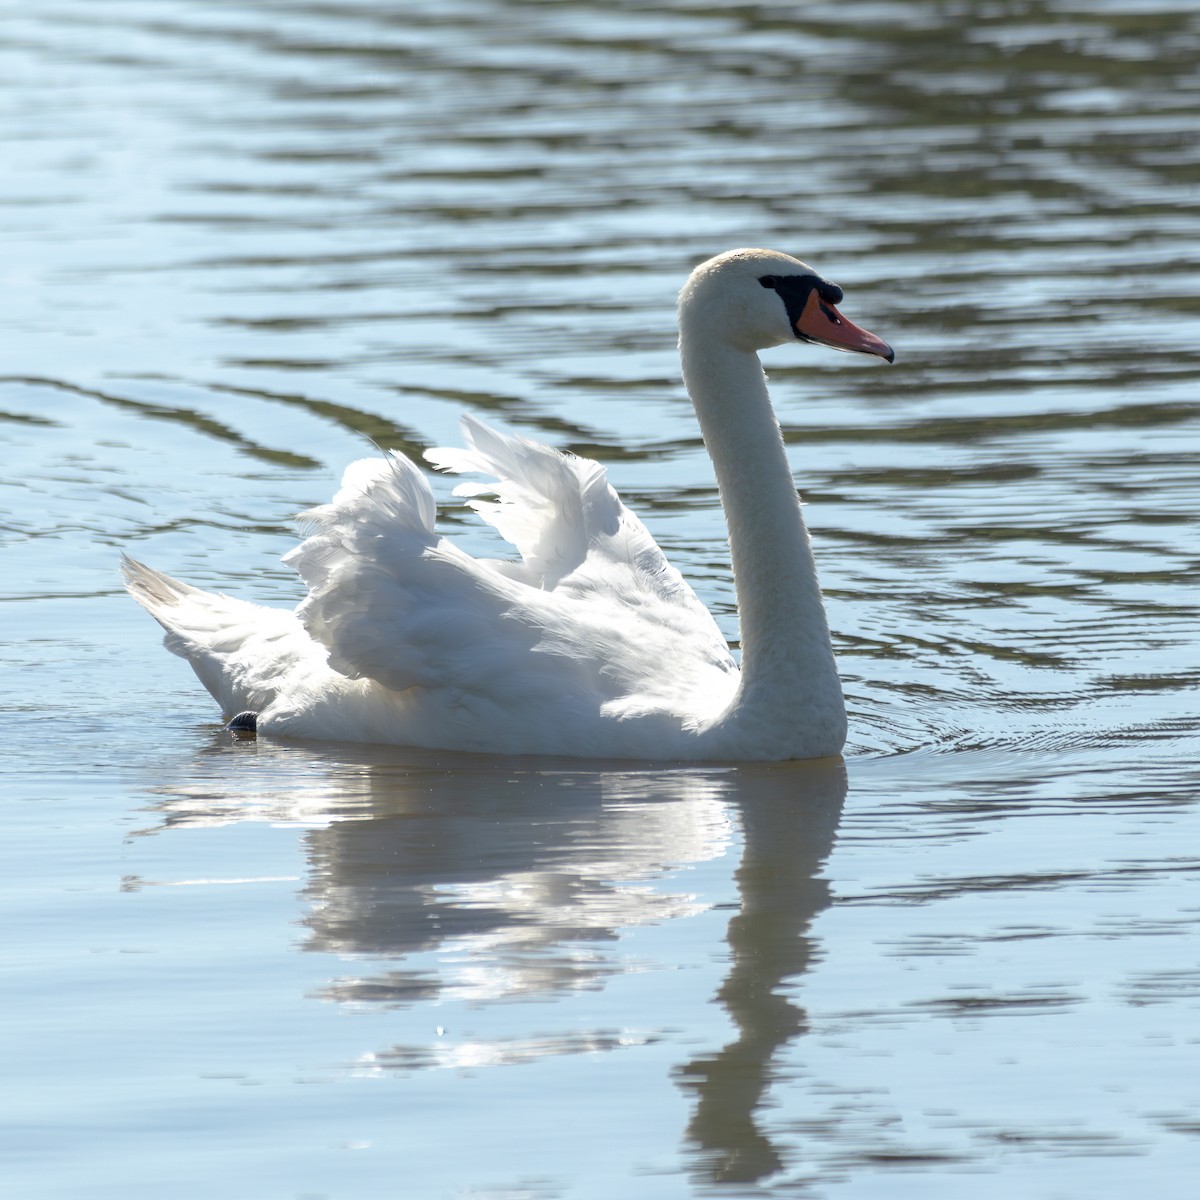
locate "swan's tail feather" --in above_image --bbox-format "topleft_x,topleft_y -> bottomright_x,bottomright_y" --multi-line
121,554 -> 306,715
121,553 -> 208,617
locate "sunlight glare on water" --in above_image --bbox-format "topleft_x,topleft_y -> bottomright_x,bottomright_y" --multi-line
2,1 -> 1199,1196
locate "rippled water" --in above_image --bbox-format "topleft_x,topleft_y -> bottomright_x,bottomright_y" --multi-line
3,2 -> 1199,1196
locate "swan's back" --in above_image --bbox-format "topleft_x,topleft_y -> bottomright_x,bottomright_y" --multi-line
128,416 -> 738,757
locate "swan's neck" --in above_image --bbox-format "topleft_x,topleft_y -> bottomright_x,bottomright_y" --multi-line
681,333 -> 846,755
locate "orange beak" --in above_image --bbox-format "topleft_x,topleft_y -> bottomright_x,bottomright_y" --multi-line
794,289 -> 894,363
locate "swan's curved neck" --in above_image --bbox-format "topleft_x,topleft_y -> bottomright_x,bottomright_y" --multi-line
681,331 -> 846,755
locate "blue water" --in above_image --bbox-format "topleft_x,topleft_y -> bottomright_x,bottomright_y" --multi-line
3,2 -> 1199,1196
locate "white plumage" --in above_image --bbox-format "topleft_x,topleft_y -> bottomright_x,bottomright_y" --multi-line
125,249 -> 893,760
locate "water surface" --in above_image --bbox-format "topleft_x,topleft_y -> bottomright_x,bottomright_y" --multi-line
3,2 -> 1199,1196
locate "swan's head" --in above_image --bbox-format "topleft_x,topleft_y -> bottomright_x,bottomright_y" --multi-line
679,248 -> 894,362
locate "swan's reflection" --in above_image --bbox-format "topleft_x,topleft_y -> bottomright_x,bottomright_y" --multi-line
141,739 -> 845,1187
299,758 -> 736,1005
677,760 -> 846,1185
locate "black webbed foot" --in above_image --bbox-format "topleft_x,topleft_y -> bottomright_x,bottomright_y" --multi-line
226,711 -> 258,734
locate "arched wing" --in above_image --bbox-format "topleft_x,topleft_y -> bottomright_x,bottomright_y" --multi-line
427,415 -> 726,624
285,417 -> 736,716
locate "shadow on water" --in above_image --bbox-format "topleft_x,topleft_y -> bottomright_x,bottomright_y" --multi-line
139,737 -> 847,1186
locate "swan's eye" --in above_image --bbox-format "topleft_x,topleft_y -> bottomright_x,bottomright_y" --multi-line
759,275 -> 778,289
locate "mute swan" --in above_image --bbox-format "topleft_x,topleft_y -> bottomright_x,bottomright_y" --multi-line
123,249 -> 893,760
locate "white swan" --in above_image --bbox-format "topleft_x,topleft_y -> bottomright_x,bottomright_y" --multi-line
124,249 -> 893,760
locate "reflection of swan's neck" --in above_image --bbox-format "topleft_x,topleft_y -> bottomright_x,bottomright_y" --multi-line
681,331 -> 845,753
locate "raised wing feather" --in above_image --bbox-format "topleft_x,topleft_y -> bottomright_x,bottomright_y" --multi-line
428,416 -> 726,623
286,417 -> 736,722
